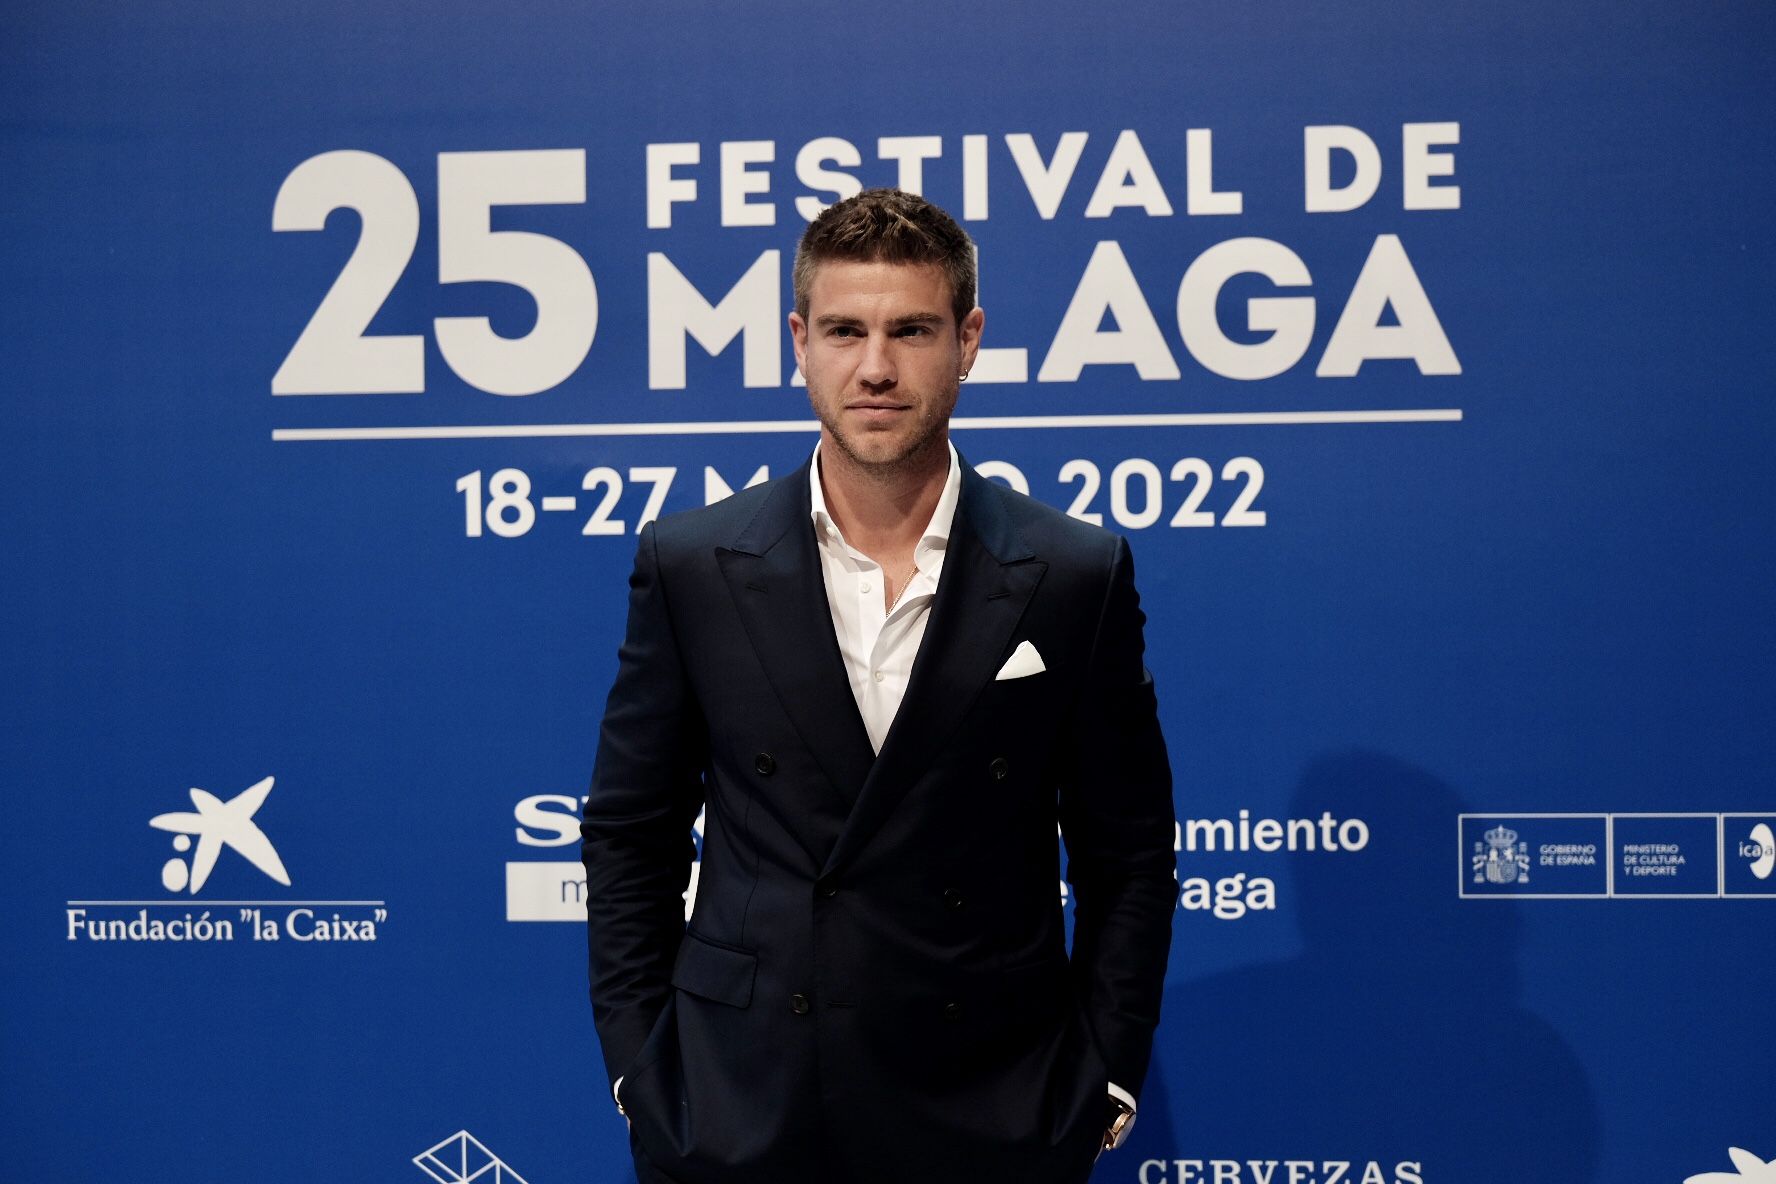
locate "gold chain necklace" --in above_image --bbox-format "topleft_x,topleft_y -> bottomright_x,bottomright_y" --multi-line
885,560 -> 920,613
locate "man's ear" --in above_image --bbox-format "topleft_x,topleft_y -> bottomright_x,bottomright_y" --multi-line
787,310 -> 809,374
959,306 -> 985,375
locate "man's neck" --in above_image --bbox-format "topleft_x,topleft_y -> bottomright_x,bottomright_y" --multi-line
816,432 -> 950,560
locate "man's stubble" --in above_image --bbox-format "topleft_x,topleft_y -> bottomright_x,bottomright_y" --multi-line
806,375 -> 959,483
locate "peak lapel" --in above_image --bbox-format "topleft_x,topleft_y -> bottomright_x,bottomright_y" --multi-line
716,462 -> 877,809
821,467 -> 1046,879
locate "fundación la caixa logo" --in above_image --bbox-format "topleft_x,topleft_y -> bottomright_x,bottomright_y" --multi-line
1686,1146 -> 1776,1184
148,774 -> 292,893
65,775 -> 389,944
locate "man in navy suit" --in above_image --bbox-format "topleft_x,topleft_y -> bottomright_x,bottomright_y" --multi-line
582,188 -> 1176,1184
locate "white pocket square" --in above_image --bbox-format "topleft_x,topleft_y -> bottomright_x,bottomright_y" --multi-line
995,640 -> 1046,681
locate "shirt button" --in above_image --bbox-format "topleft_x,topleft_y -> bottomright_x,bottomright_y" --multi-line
872,670 -> 885,683
791,993 -> 812,1015
943,1001 -> 963,1021
755,752 -> 776,776
859,580 -> 872,594
989,756 -> 1009,781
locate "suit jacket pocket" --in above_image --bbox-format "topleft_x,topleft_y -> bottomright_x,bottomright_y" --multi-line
671,929 -> 757,1008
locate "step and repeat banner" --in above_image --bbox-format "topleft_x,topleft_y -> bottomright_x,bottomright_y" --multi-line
4,2 -> 1772,1181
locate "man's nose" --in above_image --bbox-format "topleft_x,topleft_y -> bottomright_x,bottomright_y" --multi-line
856,334 -> 896,390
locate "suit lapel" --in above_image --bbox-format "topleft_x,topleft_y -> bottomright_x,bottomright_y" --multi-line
716,460 -> 877,809
821,464 -> 1046,879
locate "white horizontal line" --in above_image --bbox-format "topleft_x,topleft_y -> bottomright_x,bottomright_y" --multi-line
1608,812 -> 1721,818
272,408 -> 1463,442
66,900 -> 387,907
1460,894 -> 1612,900
1459,813 -> 1609,819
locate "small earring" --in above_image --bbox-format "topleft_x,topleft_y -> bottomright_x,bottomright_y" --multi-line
959,371 -> 970,381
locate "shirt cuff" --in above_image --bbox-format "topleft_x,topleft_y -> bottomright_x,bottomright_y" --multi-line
1107,1080 -> 1137,1136
613,1076 -> 625,1114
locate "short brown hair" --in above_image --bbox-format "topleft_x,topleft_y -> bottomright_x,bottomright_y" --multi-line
793,188 -> 977,329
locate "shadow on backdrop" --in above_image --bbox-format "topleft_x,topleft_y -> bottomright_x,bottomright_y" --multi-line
1112,750 -> 1599,1183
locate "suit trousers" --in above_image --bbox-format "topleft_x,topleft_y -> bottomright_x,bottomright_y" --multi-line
629,1130 -> 683,1184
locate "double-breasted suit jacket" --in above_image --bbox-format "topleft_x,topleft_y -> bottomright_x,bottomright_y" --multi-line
581,454 -> 1177,1184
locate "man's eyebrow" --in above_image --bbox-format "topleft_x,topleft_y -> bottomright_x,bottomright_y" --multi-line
811,312 -> 946,329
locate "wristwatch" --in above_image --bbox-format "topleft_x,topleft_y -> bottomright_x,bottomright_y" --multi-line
1103,1095 -> 1137,1150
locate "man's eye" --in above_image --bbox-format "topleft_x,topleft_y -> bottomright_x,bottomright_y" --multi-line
896,326 -> 928,337
830,326 -> 860,337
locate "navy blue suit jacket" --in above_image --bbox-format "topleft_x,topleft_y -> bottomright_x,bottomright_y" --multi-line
581,454 -> 1176,1184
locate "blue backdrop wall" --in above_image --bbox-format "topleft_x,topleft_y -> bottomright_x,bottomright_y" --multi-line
4,2 -> 1773,1181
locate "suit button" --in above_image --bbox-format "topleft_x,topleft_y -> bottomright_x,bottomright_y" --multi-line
755,752 -> 776,776
989,756 -> 1009,781
791,993 -> 811,1015
818,882 -> 838,898
943,888 -> 963,910
943,1001 -> 963,1020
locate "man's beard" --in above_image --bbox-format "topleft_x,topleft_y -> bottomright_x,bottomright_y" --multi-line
810,381 -> 957,477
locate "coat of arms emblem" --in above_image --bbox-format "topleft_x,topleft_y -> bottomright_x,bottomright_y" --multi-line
1473,824 -> 1530,885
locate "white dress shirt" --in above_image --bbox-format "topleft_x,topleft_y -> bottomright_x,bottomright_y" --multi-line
619,441 -> 1135,1136
809,440 -> 961,754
